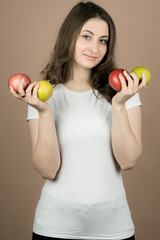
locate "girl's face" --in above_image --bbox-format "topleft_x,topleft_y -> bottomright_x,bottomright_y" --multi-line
73,18 -> 109,70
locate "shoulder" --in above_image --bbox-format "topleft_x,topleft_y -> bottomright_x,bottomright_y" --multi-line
51,83 -> 64,97
47,83 -> 63,103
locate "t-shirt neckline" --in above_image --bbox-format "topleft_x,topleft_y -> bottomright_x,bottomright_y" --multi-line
61,84 -> 93,94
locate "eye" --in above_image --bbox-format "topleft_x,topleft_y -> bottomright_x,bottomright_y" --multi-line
82,35 -> 91,40
100,39 -> 108,45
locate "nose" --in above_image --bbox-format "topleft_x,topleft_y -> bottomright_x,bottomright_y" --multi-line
89,40 -> 98,54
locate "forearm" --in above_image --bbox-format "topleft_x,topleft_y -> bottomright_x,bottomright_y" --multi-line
33,107 -> 61,179
111,103 -> 142,170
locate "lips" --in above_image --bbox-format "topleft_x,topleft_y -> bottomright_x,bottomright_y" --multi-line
83,54 -> 98,60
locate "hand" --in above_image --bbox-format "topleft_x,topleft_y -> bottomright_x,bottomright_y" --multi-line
9,78 -> 50,113
112,70 -> 147,106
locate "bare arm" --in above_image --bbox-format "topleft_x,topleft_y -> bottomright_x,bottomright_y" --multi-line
111,71 -> 146,170
111,104 -> 142,170
10,79 -> 61,179
28,107 -> 61,180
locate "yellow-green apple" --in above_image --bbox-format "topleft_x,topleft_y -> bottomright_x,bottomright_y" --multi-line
37,80 -> 53,101
131,66 -> 151,85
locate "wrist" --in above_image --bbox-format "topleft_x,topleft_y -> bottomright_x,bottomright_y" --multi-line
112,100 -> 126,110
38,104 -> 52,117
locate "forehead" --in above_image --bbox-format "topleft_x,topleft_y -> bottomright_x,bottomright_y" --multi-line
81,18 -> 109,36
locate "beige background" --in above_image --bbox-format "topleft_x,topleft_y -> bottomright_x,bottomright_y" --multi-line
1,0 -> 160,239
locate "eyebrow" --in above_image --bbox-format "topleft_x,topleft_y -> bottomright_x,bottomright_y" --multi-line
82,30 -> 109,38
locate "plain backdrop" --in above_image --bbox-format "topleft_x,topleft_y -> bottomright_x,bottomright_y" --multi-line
1,0 -> 160,239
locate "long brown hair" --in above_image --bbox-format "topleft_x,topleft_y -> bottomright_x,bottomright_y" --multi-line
41,1 -> 117,102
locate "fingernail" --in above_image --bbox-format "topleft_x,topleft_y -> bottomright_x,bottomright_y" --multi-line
142,72 -> 146,77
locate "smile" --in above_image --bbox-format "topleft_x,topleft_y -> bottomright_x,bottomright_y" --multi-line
83,54 -> 98,61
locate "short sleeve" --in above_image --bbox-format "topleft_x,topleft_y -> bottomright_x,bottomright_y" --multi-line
27,105 -> 39,121
125,93 -> 142,110
26,91 -> 56,121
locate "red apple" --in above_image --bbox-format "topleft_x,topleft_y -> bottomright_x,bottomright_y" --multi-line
109,69 -> 127,92
8,73 -> 31,93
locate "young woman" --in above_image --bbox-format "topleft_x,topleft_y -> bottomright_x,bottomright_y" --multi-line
10,2 -> 146,240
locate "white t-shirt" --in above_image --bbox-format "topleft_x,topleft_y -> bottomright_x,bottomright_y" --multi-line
27,84 -> 142,239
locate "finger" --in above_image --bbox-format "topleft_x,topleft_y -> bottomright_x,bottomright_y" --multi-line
32,82 -> 40,98
9,86 -> 20,98
119,73 -> 127,90
139,72 -> 147,89
26,81 -> 37,98
130,72 -> 139,88
18,78 -> 26,96
123,71 -> 134,88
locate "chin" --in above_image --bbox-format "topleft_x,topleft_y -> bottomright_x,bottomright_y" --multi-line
82,61 -> 99,69
74,59 -> 100,70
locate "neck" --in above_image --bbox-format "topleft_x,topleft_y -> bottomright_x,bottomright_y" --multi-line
64,62 -> 92,92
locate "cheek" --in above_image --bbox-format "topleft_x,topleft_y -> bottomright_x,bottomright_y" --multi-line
75,37 -> 90,52
100,46 -> 107,59
74,41 -> 87,60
